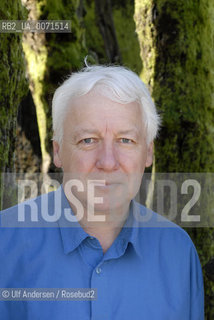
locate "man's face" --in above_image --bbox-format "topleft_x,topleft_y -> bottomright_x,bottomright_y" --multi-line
53,89 -> 153,220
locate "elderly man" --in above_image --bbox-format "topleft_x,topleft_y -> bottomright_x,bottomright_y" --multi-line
0,65 -> 204,319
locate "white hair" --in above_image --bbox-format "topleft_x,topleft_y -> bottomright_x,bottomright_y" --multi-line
52,65 -> 160,145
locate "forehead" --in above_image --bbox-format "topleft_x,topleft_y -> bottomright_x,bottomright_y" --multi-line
64,90 -> 143,131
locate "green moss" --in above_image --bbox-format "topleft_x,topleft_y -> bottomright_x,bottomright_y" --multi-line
22,0 -> 87,171
84,0 -> 105,63
135,0 -> 214,317
0,1 -> 28,172
153,0 -> 214,172
41,0 -> 87,69
22,39 -> 50,172
84,0 -> 142,71
0,0 -> 28,209
113,0 -> 142,73
41,0 -> 87,159
134,0 -> 157,86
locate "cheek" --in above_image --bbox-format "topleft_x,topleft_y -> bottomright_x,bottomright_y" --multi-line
118,151 -> 147,173
65,151 -> 97,173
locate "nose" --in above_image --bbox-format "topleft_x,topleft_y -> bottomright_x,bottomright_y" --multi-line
96,141 -> 119,172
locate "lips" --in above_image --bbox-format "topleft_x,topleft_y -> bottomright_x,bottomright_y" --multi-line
95,183 -> 116,187
88,181 -> 119,185
105,182 -> 118,185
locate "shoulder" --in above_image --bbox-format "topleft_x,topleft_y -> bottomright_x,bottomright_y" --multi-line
132,200 -> 199,256
0,191 -> 65,288
132,202 -> 204,317
132,201 -> 203,285
0,191 -> 60,255
0,189 -> 63,260
0,190 -> 58,227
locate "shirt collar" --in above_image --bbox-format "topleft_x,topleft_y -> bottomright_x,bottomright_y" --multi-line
57,186 -> 89,254
113,200 -> 143,258
56,186 -> 143,257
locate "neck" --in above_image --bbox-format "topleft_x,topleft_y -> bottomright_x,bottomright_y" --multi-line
66,200 -> 130,253
82,224 -> 123,253
62,181 -> 131,252
80,207 -> 129,253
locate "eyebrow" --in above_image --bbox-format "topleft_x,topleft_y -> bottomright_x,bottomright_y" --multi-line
72,128 -> 100,139
72,128 -> 140,139
117,129 -> 139,136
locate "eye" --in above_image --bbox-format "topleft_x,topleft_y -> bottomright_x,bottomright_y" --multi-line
120,138 -> 133,144
81,138 -> 96,144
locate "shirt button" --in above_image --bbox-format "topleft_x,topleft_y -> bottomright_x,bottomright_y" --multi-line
89,237 -> 94,240
96,267 -> 102,274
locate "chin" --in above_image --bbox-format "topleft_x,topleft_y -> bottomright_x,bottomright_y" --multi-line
86,198 -> 130,223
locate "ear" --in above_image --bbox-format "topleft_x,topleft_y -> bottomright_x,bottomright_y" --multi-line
145,142 -> 154,167
53,141 -> 62,168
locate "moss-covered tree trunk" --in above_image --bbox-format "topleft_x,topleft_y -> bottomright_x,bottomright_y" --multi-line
135,0 -> 214,317
0,1 -> 28,208
22,0 -> 142,173
94,0 -> 121,63
22,0 -> 87,173
84,0 -> 142,72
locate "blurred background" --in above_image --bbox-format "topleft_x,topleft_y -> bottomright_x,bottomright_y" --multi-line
0,0 -> 214,317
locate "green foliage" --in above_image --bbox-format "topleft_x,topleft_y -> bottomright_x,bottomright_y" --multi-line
84,0 -> 142,72
84,0 -> 105,63
113,0 -> 142,73
41,0 -> 87,77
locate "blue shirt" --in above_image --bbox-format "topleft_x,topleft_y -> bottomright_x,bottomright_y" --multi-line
0,187 -> 204,319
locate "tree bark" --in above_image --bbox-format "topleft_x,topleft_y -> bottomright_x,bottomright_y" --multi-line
0,1 -> 28,208
94,0 -> 121,63
22,0 -> 87,173
135,0 -> 214,317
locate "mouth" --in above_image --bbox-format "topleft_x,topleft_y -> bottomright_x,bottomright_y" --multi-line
105,182 -> 117,186
87,179 -> 125,188
89,180 -> 119,185
95,182 -> 121,190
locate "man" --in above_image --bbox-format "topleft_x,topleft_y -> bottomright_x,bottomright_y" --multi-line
0,65 -> 204,319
